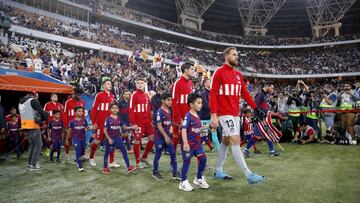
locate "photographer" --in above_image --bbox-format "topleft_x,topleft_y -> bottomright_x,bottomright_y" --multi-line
339,83 -> 359,140
18,92 -> 48,171
287,88 -> 301,134
354,114 -> 360,142
292,121 -> 316,144
319,85 -> 338,131
304,91 -> 320,136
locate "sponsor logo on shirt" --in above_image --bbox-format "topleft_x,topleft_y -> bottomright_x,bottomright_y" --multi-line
191,127 -> 201,133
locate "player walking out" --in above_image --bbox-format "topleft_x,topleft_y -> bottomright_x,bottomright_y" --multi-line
171,62 -> 194,152
102,103 -> 137,174
247,82 -> 280,157
210,47 -> 265,184
66,106 -> 94,172
47,110 -> 63,162
152,92 -> 181,180
179,93 -> 209,192
129,78 -> 154,169
63,88 -> 86,161
89,80 -> 119,167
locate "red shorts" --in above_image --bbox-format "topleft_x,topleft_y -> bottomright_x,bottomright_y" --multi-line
172,123 -> 182,138
132,122 -> 154,140
95,127 -> 105,141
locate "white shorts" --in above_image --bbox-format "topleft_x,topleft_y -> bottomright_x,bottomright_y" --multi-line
219,115 -> 240,137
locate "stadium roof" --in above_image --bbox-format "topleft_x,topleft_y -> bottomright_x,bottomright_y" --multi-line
126,0 -> 360,38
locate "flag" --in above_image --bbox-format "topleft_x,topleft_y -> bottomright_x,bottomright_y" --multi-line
256,113 -> 282,143
140,50 -> 148,62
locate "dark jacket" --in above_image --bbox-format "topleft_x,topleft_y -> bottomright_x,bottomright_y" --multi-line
199,88 -> 210,120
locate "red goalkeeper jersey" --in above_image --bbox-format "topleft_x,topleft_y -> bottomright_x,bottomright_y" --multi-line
209,64 -> 257,116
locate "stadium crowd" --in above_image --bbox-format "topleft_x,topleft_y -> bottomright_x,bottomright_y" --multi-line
70,0 -> 360,45
0,4 -> 359,75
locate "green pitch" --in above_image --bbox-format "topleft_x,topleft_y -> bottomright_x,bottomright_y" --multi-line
0,143 -> 359,203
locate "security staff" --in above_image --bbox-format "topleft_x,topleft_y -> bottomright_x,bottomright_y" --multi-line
19,92 -> 48,171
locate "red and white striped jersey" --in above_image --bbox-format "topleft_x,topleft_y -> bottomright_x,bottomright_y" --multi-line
209,64 -> 257,116
243,117 -> 253,136
129,89 -> 152,124
171,76 -> 193,123
90,91 -> 115,127
63,98 -> 85,127
44,102 -> 63,122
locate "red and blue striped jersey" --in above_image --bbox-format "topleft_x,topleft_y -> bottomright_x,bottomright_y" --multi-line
155,107 -> 172,140
7,122 -> 20,137
182,112 -> 202,150
48,119 -> 63,140
69,118 -> 88,140
104,116 -> 123,138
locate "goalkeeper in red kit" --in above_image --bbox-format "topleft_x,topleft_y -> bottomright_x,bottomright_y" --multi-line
210,47 -> 265,184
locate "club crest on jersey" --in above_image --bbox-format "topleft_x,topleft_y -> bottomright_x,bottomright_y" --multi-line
236,75 -> 241,81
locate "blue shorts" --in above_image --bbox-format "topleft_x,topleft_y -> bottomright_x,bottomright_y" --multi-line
105,136 -> 124,150
201,136 -> 208,142
182,146 -> 205,160
252,123 -> 261,137
155,137 -> 165,146
154,134 -> 172,146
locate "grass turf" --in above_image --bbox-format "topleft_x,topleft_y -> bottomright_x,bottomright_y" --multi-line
0,143 -> 359,203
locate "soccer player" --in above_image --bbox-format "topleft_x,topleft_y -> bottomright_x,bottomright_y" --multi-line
44,93 -> 64,122
152,92 -> 181,180
89,79 -> 119,167
6,114 -> 21,158
102,102 -> 137,174
242,108 -> 261,158
43,93 -> 64,157
209,47 -> 265,184
129,78 -> 154,168
63,88 -> 86,161
119,90 -> 132,153
171,62 -> 194,152
47,110 -> 63,162
5,107 -> 21,123
252,82 -> 280,157
66,106 -> 93,172
179,93 -> 209,192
